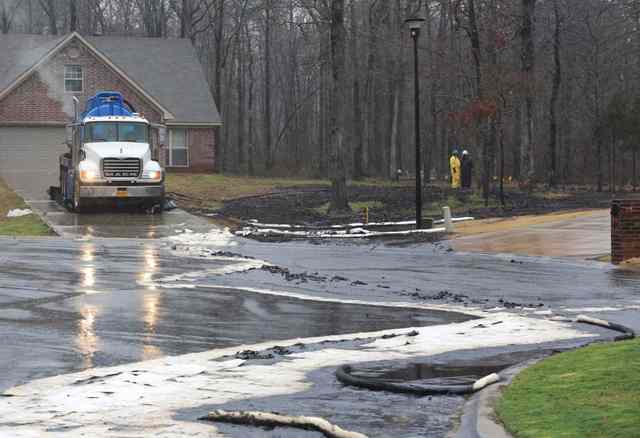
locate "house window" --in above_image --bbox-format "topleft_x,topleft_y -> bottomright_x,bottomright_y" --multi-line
169,128 -> 188,167
64,65 -> 83,92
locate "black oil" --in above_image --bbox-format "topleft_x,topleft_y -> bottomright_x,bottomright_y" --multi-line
346,351 -> 543,386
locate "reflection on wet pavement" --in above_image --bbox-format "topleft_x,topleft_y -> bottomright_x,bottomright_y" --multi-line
31,199 -> 214,238
0,238 -> 472,392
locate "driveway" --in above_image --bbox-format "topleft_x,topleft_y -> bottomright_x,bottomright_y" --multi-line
0,165 -> 212,238
450,209 -> 610,258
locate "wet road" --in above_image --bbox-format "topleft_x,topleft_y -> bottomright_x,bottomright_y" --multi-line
0,237 -> 471,392
2,230 -> 639,393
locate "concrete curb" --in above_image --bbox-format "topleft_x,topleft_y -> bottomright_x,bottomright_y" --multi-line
21,199 -> 66,237
452,357 -> 547,438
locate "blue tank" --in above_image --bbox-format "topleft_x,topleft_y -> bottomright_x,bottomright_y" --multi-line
82,92 -> 133,119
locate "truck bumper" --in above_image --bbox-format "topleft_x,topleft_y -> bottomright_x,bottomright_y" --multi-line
79,185 -> 164,198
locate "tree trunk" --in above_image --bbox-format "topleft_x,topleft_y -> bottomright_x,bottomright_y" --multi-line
264,0 -> 273,172
512,100 -> 522,181
467,0 -> 487,202
351,1 -> 364,179
499,107 -> 505,206
69,0 -> 77,32
520,0 -> 536,185
633,149 -> 637,191
236,28 -> 246,174
213,0 -> 225,172
38,0 -> 58,35
595,81 -> 603,192
389,87 -> 400,179
548,0 -> 561,187
328,0 -> 349,213
247,26 -> 255,176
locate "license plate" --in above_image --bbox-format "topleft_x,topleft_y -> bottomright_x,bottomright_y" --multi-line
116,188 -> 128,198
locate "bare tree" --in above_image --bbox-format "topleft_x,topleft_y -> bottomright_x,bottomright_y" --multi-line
37,0 -> 57,34
548,0 -> 562,187
328,0 -> 349,212
520,0 -> 536,185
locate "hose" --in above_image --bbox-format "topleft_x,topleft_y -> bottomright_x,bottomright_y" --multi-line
576,315 -> 636,341
335,364 -> 500,396
200,410 -> 368,438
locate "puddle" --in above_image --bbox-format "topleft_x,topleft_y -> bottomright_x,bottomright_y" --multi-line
347,350 -> 544,386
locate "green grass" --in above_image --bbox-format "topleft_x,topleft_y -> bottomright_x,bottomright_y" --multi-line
496,338 -> 640,438
0,214 -> 51,235
0,177 -> 52,236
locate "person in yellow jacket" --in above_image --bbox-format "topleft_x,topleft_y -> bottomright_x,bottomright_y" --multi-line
450,149 -> 461,189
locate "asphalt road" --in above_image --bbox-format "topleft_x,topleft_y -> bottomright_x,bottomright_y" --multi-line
3,230 -> 639,394
0,237 -> 474,393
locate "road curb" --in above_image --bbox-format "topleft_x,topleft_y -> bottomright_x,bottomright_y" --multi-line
452,357 -> 547,438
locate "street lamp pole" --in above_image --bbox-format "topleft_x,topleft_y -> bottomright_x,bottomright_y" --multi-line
406,17 -> 425,230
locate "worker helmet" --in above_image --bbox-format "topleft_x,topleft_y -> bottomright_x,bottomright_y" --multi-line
452,149 -> 459,156
462,150 -> 469,156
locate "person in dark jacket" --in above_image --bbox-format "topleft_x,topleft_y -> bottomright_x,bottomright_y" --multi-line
461,150 -> 473,189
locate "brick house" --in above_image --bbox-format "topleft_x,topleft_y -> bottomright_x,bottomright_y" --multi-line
0,32 -> 221,174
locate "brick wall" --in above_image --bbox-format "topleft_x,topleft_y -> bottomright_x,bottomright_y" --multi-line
162,127 -> 215,172
611,199 -> 640,263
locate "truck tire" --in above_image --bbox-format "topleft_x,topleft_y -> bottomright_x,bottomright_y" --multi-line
73,180 -> 85,213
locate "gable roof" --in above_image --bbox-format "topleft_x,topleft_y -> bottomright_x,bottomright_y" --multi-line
0,33 -> 66,92
0,32 -> 221,125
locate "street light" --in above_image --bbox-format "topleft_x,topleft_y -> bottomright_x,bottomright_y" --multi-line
405,16 -> 426,230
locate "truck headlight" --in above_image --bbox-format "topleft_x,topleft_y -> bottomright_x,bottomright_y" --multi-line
79,169 -> 98,182
149,170 -> 162,181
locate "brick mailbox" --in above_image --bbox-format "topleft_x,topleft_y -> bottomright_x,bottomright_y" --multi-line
611,198 -> 640,263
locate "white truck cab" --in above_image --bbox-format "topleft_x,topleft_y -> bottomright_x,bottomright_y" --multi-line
60,92 -> 165,212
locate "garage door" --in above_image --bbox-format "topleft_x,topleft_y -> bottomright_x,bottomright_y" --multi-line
0,126 -> 67,199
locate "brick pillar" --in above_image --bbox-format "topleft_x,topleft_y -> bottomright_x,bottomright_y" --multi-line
611,198 -> 640,264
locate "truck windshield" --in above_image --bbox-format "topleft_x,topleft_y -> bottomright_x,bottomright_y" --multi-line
85,122 -> 149,143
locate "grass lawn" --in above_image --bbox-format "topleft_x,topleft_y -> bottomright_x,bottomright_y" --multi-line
165,173 -> 407,209
496,338 -> 640,438
0,178 -> 52,236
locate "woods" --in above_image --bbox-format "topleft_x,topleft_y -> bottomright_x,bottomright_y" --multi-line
2,0 -> 640,193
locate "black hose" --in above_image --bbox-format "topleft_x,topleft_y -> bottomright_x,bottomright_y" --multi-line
576,315 -> 636,341
335,365 -> 499,396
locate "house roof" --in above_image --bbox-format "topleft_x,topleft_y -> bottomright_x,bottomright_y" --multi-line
0,33 -> 66,92
0,33 -> 221,125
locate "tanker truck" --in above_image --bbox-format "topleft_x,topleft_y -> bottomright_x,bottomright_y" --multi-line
59,91 -> 165,212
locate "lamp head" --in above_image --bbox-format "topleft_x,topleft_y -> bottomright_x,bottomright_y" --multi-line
405,17 -> 425,37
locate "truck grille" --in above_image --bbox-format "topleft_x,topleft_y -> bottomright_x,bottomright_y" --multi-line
102,158 -> 142,178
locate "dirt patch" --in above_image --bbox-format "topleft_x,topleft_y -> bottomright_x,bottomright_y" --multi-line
183,184 -> 611,228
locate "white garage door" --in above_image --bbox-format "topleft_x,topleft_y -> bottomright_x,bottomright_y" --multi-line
0,126 -> 67,199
